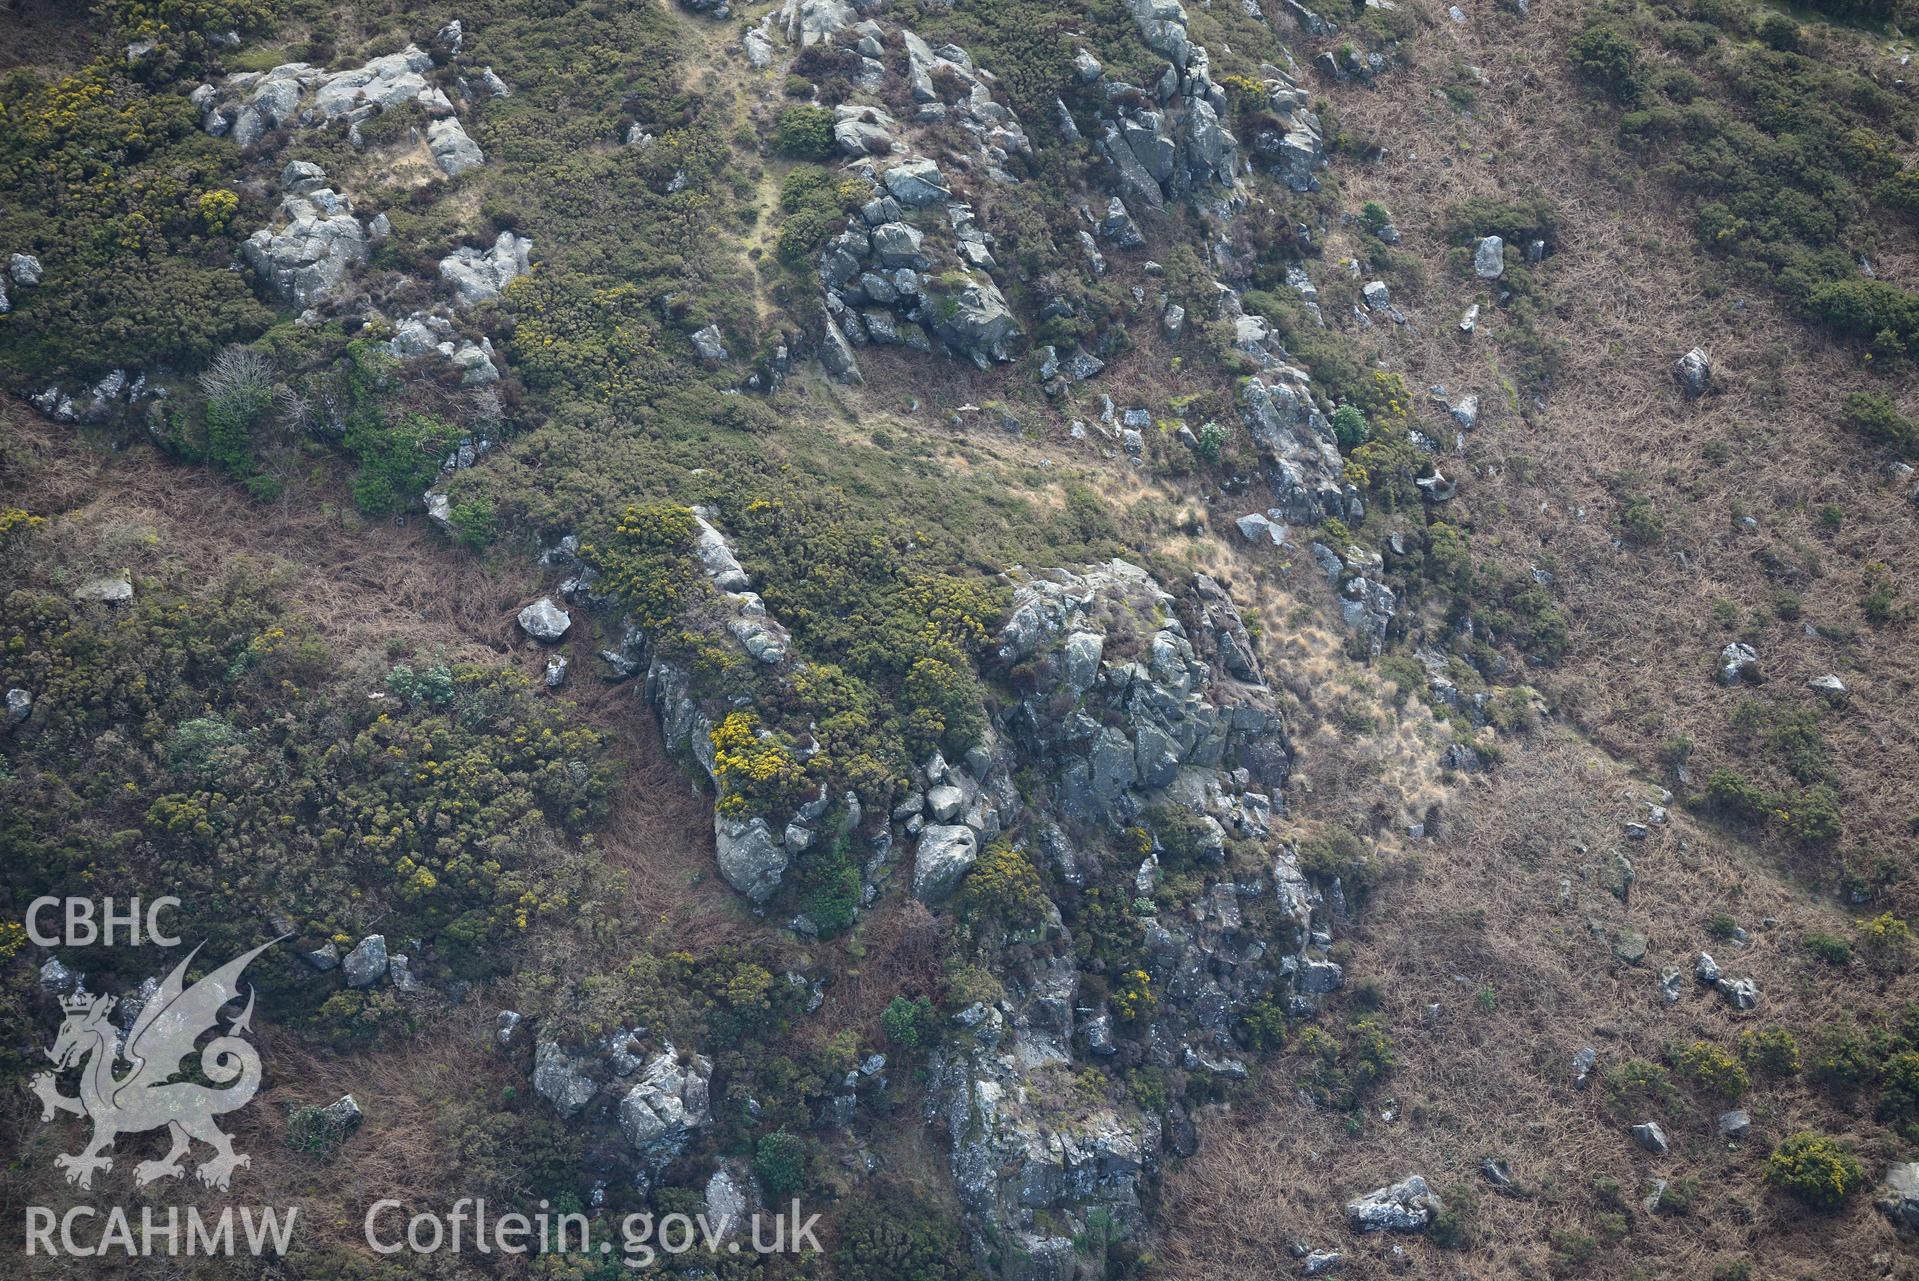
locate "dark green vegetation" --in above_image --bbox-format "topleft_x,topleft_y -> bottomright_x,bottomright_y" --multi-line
0,525 -> 609,1025
1571,0 -> 1919,368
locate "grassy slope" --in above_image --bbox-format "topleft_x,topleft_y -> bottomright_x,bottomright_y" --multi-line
1158,1 -> 1919,1276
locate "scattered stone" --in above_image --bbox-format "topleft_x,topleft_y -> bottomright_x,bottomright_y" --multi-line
497,1010 -> 523,1045
1302,1250 -> 1341,1276
1573,1046 -> 1597,1087
6,688 -> 32,724
1473,235 -> 1504,279
1631,1121 -> 1668,1154
1459,303 -> 1479,333
1612,930 -> 1648,965
1675,346 -> 1712,398
1694,952 -> 1720,984
1716,976 -> 1758,1010
1717,1109 -> 1750,1139
1658,968 -> 1684,1004
1808,673 -> 1847,700
10,252 -> 44,286
1716,642 -> 1760,686
544,656 -> 568,689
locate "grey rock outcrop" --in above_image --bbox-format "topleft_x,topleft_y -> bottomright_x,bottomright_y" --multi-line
715,815 -> 789,903
1345,1175 -> 1444,1232
618,1046 -> 712,1163
440,231 -> 532,305
426,117 -> 485,176
386,312 -> 499,384
1239,368 -> 1360,525
533,1041 -> 599,1118
242,190 -> 368,307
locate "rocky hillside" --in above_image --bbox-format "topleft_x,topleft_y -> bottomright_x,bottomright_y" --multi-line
2,0 -> 1917,1278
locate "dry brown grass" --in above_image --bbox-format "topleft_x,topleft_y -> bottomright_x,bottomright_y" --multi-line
1304,0 -> 1919,919
1159,722 -> 1917,1280
1156,7 -> 1919,1276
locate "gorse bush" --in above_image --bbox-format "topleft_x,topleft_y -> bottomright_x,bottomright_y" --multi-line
1669,1040 -> 1749,1098
1569,25 -> 1645,102
962,840 -> 1049,929
1,553 -> 611,997
1765,1132 -> 1863,1210
0,60 -> 270,379
1740,1027 -> 1801,1076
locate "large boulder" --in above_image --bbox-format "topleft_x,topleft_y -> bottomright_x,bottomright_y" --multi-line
440,231 -> 532,305
1675,346 -> 1712,398
1878,1162 -> 1919,1231
517,598 -> 572,642
931,273 -> 1021,366
881,156 -> 951,207
342,934 -> 388,987
913,824 -> 980,902
618,1046 -> 712,1161
1473,235 -> 1505,279
426,117 -> 485,176
715,814 -> 788,902
533,1041 -> 599,1118
1345,1175 -> 1444,1232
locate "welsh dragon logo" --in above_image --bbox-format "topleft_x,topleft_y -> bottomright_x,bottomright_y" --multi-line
29,939 -> 278,1191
